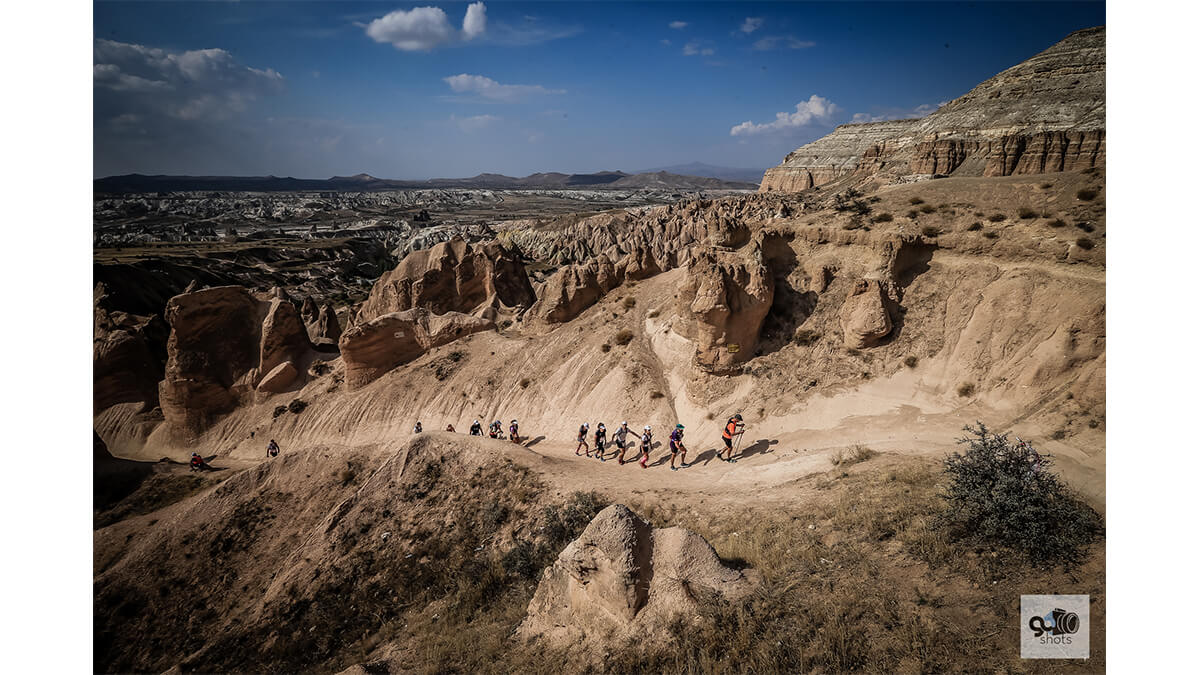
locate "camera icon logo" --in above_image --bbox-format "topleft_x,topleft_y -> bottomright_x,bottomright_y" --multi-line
1021,595 -> 1089,659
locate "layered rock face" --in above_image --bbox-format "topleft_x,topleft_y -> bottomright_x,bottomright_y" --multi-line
760,26 -> 1106,191
678,248 -> 775,373
158,286 -> 314,436
759,119 -> 920,192
339,308 -> 495,389
357,237 -> 535,322
519,505 -> 757,648
839,279 -> 893,348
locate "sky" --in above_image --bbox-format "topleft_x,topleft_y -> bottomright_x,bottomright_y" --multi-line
93,1 -> 1105,179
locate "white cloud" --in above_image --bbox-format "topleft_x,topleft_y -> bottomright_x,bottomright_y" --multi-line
683,41 -> 714,56
849,101 -> 948,124
93,39 -> 283,121
463,2 -> 487,40
669,21 -> 688,30
729,95 -> 840,136
661,39 -> 671,46
443,73 -> 565,102
741,17 -> 764,34
752,35 -> 815,50
366,3 -> 489,51
452,113 -> 499,132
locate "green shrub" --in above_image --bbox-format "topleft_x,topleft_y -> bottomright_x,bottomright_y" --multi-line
937,423 -> 1102,564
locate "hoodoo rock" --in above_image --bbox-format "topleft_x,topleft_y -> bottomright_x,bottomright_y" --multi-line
300,296 -> 319,324
158,286 -> 316,437
307,302 -> 342,344
678,248 -> 775,373
617,246 -> 662,281
339,308 -> 495,389
519,505 -> 757,649
531,255 -> 623,323
256,361 -> 299,394
94,299 -> 166,413
357,237 -> 535,322
839,279 -> 893,348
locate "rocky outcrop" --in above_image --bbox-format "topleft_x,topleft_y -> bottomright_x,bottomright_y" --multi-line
617,245 -> 662,281
678,248 -> 775,373
94,289 -> 167,414
531,256 -> 623,323
158,286 -> 315,436
519,505 -> 757,649
760,26 -> 1106,191
759,119 -> 920,192
256,361 -> 299,394
339,308 -> 495,389
839,279 -> 893,348
357,237 -> 535,322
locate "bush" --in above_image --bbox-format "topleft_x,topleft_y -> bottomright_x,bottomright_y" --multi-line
649,391 -> 665,399
921,226 -> 940,238
1075,221 -> 1095,233
937,423 -> 1102,564
830,444 -> 876,467
1048,219 -> 1067,228
919,204 -> 936,214
622,296 -> 637,309
614,329 -> 634,345
1075,237 -> 1095,250
873,212 -> 894,223
1039,182 -> 1053,189
966,222 -> 982,231
956,383 -> 975,397
1018,207 -> 1037,219
983,231 -> 999,239
987,213 -> 1005,223
903,355 -> 918,368
600,343 -> 611,353
287,399 -> 308,415
1076,188 -> 1098,201
906,210 -> 919,219
909,197 -> 924,205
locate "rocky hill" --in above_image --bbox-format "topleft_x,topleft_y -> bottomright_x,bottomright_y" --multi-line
761,26 -> 1105,191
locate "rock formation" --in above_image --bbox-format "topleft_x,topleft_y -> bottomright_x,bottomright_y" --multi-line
839,279 -> 893,348
530,255 -> 623,323
357,237 -> 535,323
339,308 -> 495,389
677,248 -> 775,373
519,505 -> 757,649
760,26 -> 1106,192
158,286 -> 315,436
94,285 -> 166,413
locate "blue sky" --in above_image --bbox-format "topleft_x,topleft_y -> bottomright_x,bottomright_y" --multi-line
93,1 -> 1105,179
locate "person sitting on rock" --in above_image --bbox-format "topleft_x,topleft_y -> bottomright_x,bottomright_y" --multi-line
576,422 -> 590,456
509,419 -> 520,444
639,426 -> 653,469
594,423 -> 607,461
189,453 -> 205,471
469,420 -> 483,436
446,424 -> 455,432
489,420 -> 501,438
267,439 -> 280,458
669,423 -> 688,471
614,422 -> 631,464
413,421 -> 423,434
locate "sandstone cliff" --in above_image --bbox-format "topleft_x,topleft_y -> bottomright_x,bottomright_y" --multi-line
339,308 -> 495,389
760,26 -> 1106,192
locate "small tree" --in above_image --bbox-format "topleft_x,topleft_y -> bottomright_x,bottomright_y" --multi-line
937,423 -> 1102,565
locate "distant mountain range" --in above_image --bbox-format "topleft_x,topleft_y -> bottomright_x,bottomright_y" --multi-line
631,162 -> 768,184
94,169 -> 760,194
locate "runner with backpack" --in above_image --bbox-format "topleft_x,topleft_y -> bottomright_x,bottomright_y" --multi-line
669,423 -> 688,470
576,422 -> 590,456
469,420 -> 483,436
720,414 -> 745,462
594,423 -> 607,461
639,425 -> 653,469
266,439 -> 280,458
614,422 -> 631,464
509,419 -> 520,444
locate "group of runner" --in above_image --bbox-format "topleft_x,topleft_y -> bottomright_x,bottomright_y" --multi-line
410,413 -> 747,469
574,414 -> 745,470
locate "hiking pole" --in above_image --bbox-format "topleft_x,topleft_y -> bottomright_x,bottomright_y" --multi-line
733,425 -> 745,460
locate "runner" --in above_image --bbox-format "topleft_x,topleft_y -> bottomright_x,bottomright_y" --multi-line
576,422 -> 590,456
614,422 -> 631,464
669,423 -> 688,470
469,420 -> 483,436
413,421 -> 423,434
639,425 -> 652,469
509,419 -> 520,444
720,413 -> 745,462
594,423 -> 607,461
266,439 -> 280,458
